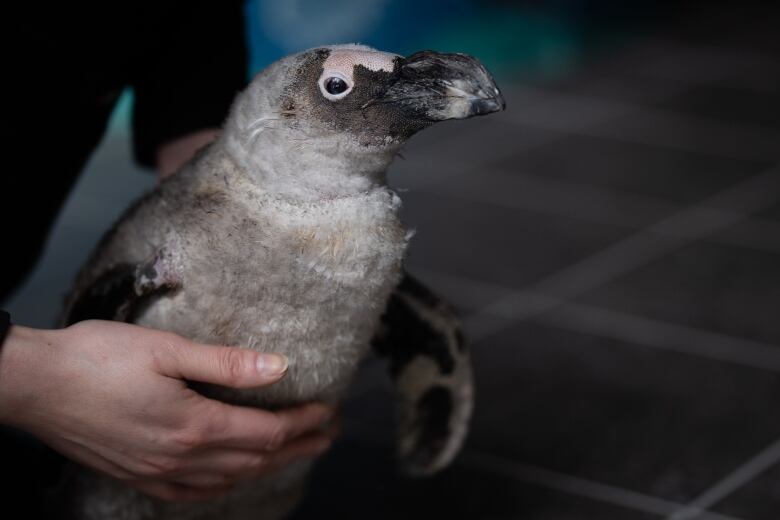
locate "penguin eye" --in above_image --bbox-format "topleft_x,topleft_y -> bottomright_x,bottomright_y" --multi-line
325,77 -> 348,95
319,72 -> 353,101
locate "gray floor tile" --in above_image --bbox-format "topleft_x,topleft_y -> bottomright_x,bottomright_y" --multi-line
466,319 -> 780,504
662,2 -> 780,55
291,436 -> 661,520
574,242 -> 780,345
492,134 -> 770,203
406,268 -> 512,313
708,218 -> 780,255
598,35 -> 776,88
714,463 -> 780,520
721,65 -> 780,95
656,86 -> 780,131
754,202 -> 780,222
498,86 -> 635,133
527,68 -> 687,106
588,108 -> 780,161
596,40 -> 746,85
429,167 -> 679,230
399,190 -> 632,291
389,117 -> 564,191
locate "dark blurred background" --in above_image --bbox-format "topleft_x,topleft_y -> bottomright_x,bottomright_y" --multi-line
7,1 -> 780,518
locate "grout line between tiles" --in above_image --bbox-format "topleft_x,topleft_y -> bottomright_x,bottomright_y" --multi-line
537,301 -> 780,373
396,74 -> 778,202
414,167 -> 780,255
396,129 -> 566,192
342,418 -> 745,520
390,84 -> 643,192
459,451 -> 746,520
416,267 -> 780,374
460,168 -> 780,343
399,36 -> 780,520
498,86 -> 780,162
664,437 -> 780,520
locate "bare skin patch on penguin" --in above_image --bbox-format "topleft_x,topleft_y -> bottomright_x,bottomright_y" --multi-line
65,248 -> 181,326
321,49 -> 398,83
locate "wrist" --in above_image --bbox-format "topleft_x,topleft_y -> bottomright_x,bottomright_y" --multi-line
0,324 -> 56,429
156,128 -> 219,179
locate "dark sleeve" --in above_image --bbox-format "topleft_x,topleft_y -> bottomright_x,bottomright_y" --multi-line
131,0 -> 248,168
0,310 -> 10,349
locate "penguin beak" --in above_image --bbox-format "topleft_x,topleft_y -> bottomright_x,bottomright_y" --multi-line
380,50 -> 506,121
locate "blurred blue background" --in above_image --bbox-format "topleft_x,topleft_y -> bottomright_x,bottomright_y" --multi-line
245,0 -> 577,79
243,0 -> 667,80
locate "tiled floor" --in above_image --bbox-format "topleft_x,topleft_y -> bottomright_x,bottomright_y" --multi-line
6,2 -> 780,519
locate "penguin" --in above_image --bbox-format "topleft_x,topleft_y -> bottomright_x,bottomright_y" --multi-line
61,44 -> 505,520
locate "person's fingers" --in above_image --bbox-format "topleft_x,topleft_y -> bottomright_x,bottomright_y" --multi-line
193,431 -> 334,477
204,401 -> 333,451
156,129 -> 219,179
170,448 -> 270,477
155,339 -> 288,388
129,480 -> 233,502
256,432 -> 333,475
171,433 -> 334,488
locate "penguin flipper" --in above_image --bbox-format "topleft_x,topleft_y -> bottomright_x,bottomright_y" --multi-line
373,273 -> 473,476
63,248 -> 181,326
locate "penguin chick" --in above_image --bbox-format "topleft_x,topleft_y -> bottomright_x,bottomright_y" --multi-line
62,44 -> 505,520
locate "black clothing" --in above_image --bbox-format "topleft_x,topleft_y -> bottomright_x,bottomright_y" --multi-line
2,1 -> 248,301
0,3 -> 248,517
0,310 -> 9,346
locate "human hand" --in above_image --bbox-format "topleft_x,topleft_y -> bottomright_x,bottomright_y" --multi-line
156,129 -> 219,179
0,320 -> 335,502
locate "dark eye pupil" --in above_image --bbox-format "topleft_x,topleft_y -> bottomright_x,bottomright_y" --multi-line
325,77 -> 348,95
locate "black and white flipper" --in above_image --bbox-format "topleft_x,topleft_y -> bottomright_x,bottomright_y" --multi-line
373,273 -> 473,476
62,247 -> 181,326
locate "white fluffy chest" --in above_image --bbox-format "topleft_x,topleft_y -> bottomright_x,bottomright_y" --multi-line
290,215 -> 405,282
143,190 -> 409,404
260,194 -> 408,340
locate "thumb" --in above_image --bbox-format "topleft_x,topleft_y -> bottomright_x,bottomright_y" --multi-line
158,340 -> 288,388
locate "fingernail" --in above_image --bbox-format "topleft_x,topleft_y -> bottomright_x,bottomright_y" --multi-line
257,354 -> 288,377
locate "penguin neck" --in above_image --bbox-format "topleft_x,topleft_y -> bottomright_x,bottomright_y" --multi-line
223,127 -> 399,203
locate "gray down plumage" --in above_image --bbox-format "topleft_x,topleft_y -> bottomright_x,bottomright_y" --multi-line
61,44 -> 504,520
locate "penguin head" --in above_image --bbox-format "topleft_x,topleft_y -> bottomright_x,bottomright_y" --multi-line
232,44 -> 505,149
223,45 -> 504,198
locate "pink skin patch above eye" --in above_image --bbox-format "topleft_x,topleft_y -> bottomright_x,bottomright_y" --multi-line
322,50 -> 399,84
